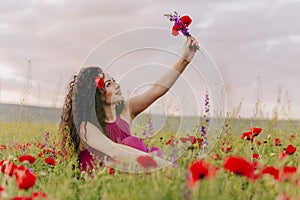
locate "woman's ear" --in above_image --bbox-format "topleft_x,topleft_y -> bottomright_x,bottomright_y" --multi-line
98,91 -> 106,102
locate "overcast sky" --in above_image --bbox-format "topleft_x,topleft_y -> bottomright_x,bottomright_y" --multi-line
0,0 -> 299,119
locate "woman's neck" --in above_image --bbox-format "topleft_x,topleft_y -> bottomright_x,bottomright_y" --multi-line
103,104 -> 117,123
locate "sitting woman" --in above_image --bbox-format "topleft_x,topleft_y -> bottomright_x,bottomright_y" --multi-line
59,36 -> 200,172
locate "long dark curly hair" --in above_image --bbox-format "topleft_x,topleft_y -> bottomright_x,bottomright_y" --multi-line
59,67 -> 124,155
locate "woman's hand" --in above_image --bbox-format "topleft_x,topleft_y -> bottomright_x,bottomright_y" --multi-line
181,36 -> 200,63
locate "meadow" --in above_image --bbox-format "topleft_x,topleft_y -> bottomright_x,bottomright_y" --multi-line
0,104 -> 300,200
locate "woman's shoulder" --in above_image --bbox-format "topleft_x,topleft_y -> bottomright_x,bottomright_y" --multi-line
79,121 -> 101,136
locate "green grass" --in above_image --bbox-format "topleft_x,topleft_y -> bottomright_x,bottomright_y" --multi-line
0,119 -> 300,200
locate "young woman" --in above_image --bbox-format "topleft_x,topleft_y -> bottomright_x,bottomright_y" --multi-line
59,36 -> 200,172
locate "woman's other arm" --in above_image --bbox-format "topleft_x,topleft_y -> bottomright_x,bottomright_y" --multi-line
80,121 -> 171,166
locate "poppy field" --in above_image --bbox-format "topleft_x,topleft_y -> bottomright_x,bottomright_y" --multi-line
0,118 -> 299,200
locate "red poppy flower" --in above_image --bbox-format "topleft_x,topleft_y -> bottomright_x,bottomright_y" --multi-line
280,166 -> 297,182
285,144 -> 296,155
221,145 -> 232,153
165,136 -> 177,146
108,168 -> 115,175
223,156 -> 254,179
12,196 -> 32,200
44,158 -> 56,166
241,131 -> 253,140
0,185 -> 4,193
95,77 -> 105,90
31,191 -> 47,199
241,127 -> 263,143
262,166 -> 279,180
250,127 -> 262,136
172,25 -> 179,36
15,169 -> 37,190
0,159 -> 4,167
2,161 -> 18,177
180,15 -> 192,27
187,160 -> 219,188
136,156 -> 158,170
0,144 -> 6,151
274,138 -> 281,146
187,136 -> 196,144
283,166 -> 297,174
180,137 -> 188,143
18,155 -> 36,164
252,153 -> 260,160
257,141 -> 262,146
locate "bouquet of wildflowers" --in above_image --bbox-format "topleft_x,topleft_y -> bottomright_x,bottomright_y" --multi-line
165,11 -> 204,56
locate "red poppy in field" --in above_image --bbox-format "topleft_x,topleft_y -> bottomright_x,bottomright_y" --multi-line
252,153 -> 260,160
280,166 -> 297,182
180,15 -> 192,27
15,168 -> 37,190
180,137 -> 188,143
241,131 -> 252,140
12,196 -> 33,200
187,159 -> 219,188
165,136 -> 178,146
31,191 -> 47,199
18,155 -> 36,164
262,166 -> 280,180
285,144 -> 296,155
0,144 -> 6,151
0,159 -> 4,167
257,141 -> 262,146
136,156 -> 158,170
197,138 -> 203,147
0,185 -> 4,194
187,136 -> 196,144
250,127 -> 262,136
221,145 -> 232,153
241,127 -> 263,143
2,161 -> 18,177
274,138 -> 281,146
108,168 -> 115,175
223,156 -> 254,179
44,157 -> 56,166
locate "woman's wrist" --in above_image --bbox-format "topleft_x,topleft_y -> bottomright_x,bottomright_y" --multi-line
179,56 -> 190,66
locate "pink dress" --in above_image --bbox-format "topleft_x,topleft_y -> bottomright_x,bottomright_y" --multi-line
79,115 -> 163,172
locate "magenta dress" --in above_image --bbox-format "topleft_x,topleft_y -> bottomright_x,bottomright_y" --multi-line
79,115 -> 163,172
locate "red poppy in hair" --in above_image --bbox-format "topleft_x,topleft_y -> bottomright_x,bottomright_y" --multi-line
95,73 -> 105,90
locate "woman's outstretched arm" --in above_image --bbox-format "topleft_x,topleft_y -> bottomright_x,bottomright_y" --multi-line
129,36 -> 200,119
80,121 -> 171,167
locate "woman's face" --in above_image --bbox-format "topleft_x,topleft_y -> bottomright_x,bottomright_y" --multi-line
102,73 -> 124,105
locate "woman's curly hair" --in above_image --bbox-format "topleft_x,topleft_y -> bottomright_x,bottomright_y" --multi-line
59,67 -> 124,155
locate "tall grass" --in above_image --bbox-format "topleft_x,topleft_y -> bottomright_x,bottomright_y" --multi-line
1,66 -> 300,199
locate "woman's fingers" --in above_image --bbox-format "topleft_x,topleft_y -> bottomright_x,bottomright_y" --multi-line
190,38 -> 200,49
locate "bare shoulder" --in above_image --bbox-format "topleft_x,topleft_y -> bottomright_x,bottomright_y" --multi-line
79,121 -> 101,139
